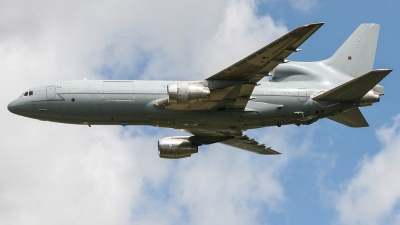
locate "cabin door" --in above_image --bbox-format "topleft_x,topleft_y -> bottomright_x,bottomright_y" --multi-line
46,86 -> 55,100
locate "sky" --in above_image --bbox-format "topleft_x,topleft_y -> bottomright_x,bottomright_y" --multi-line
1,0 -> 400,224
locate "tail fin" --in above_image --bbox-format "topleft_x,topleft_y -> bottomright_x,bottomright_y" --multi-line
328,108 -> 369,127
323,24 -> 380,77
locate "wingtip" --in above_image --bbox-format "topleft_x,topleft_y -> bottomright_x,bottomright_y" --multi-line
266,147 -> 281,155
304,22 -> 325,27
295,22 -> 324,32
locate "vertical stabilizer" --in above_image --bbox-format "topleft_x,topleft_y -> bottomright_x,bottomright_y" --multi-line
323,24 -> 380,77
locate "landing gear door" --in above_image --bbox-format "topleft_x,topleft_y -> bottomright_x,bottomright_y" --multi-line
46,86 -> 55,100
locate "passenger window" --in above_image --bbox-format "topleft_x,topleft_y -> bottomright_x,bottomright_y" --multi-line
24,92 -> 28,96
29,91 -> 33,96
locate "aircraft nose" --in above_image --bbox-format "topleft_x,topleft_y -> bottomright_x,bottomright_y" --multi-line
7,100 -> 19,114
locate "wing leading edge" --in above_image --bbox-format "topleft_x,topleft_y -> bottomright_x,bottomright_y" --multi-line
203,22 -> 325,111
206,22 -> 325,82
157,23 -> 325,112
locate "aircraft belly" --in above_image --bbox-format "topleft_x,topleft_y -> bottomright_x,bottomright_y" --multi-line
36,92 -> 338,129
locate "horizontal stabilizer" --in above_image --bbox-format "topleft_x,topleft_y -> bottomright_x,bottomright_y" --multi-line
328,108 -> 369,127
313,69 -> 392,101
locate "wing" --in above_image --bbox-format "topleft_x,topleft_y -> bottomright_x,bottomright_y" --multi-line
184,129 -> 280,155
207,22 -> 325,82
158,23 -> 324,111
204,23 -> 324,111
220,134 -> 280,154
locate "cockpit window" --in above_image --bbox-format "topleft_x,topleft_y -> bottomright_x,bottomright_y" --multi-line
20,91 -> 33,98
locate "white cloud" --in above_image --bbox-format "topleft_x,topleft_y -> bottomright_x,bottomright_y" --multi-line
198,0 -> 287,76
289,0 -> 318,12
335,114 -> 400,225
0,0 -> 314,224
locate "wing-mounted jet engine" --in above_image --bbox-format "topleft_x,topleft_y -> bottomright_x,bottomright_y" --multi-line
167,82 -> 210,104
158,136 -> 199,159
155,81 -> 213,110
158,135 -> 236,158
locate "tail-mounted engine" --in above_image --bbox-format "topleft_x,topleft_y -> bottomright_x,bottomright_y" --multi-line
359,90 -> 381,107
158,136 -> 198,159
167,82 -> 210,104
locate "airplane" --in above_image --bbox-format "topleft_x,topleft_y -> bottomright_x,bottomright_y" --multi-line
8,23 -> 392,159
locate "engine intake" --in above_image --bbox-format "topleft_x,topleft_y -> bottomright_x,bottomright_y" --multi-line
167,82 -> 210,104
158,136 -> 198,159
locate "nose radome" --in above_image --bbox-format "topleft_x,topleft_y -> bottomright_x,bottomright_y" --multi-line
7,101 -> 18,114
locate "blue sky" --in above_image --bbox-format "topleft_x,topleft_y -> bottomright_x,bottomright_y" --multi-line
264,1 -> 400,224
1,0 -> 400,224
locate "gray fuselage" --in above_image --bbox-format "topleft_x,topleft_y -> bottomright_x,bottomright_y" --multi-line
8,63 -> 355,131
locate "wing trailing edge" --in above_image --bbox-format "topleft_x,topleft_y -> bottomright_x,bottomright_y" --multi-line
184,129 -> 281,155
221,135 -> 281,155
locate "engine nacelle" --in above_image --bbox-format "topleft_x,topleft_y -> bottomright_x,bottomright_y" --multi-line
167,82 -> 210,104
158,136 -> 198,159
359,90 -> 380,107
